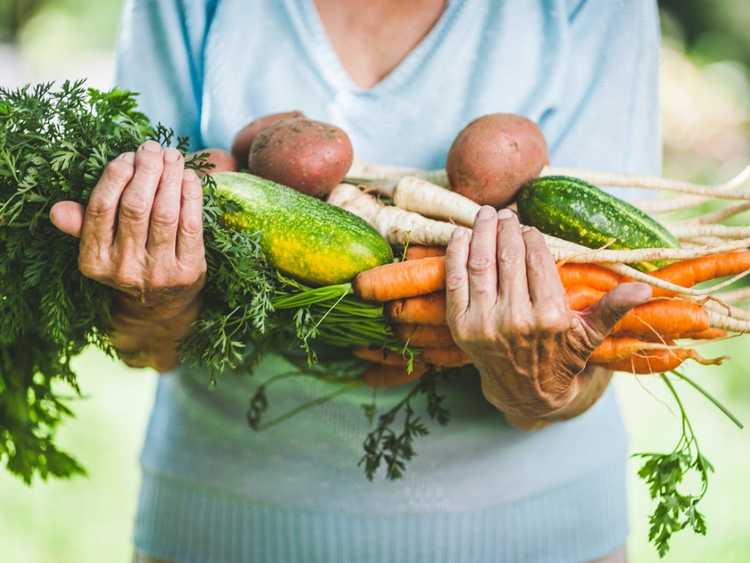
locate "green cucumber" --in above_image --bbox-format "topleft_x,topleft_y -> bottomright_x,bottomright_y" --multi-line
213,172 -> 393,285
516,175 -> 679,251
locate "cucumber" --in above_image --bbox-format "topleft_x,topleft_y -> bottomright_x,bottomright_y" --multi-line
517,175 -> 679,251
213,172 -> 393,285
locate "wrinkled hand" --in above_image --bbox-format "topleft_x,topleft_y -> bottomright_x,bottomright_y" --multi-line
445,207 -> 652,421
49,140 -> 207,371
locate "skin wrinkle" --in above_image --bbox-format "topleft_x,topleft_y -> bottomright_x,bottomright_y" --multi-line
445,206 -> 653,425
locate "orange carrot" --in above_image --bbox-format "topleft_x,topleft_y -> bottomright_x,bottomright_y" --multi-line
566,285 -> 604,311
394,323 -> 455,348
353,346 -> 410,367
602,348 -> 725,374
613,299 -> 710,338
589,336 -> 663,363
558,263 -> 622,293
405,246 -> 446,260
650,250 -> 750,297
388,292 -> 446,325
565,285 -> 711,338
362,364 -> 428,388
683,327 -> 726,340
353,256 -> 446,302
422,346 -> 470,367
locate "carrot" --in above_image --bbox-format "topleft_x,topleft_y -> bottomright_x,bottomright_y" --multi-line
388,292 -> 446,325
394,324 -> 455,348
353,346 -> 410,367
566,285 -> 604,311
558,264 -> 622,293
683,327 -> 726,340
354,256 -> 446,301
362,364 -> 428,388
614,299 -> 710,338
422,346 -> 470,367
589,336 -> 672,363
650,250 -> 750,297
602,348 -> 725,374
405,246 -> 446,260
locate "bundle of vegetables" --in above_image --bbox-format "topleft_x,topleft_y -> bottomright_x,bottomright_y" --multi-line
1,84 -> 747,557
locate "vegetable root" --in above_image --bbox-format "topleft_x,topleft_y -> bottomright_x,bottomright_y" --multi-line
421,346 -> 471,367
354,256 -> 446,301
328,183 -> 459,246
353,346 -> 411,367
394,324 -> 455,348
405,246 -> 446,260
600,348 -> 726,374
388,292 -> 446,325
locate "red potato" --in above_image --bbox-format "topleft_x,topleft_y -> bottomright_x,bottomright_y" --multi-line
192,148 -> 238,176
248,117 -> 354,197
446,113 -> 549,207
230,110 -> 305,165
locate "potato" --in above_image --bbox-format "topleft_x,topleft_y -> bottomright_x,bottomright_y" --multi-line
248,117 -> 353,197
446,113 -> 549,207
192,148 -> 238,176
230,110 -> 305,165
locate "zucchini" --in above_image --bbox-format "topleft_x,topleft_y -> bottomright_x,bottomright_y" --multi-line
517,175 -> 679,251
214,172 -> 393,285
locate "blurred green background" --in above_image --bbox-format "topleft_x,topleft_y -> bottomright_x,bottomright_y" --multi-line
1,1 -> 749,561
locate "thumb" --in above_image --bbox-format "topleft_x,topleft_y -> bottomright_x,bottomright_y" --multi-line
50,201 -> 84,238
582,282 -> 653,343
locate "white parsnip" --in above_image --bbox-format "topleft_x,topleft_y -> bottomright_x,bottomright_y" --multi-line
709,311 -> 750,333
328,183 -> 460,246
392,176 -> 480,226
346,159 -> 449,187
668,224 -> 750,240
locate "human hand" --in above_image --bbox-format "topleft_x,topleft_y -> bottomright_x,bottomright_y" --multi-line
445,207 -> 652,421
49,141 -> 207,370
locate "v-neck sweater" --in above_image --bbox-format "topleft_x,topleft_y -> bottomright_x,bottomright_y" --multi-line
115,1 -> 662,561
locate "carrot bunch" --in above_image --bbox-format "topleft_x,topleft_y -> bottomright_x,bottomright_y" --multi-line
351,247 -> 746,385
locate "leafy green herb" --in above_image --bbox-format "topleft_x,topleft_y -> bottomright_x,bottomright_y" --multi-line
635,370 -> 743,557
359,368 -> 454,480
0,81 -> 395,483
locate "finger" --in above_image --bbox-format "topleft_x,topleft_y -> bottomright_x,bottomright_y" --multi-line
147,148 -> 184,257
522,226 -> 568,330
176,168 -> 205,264
445,227 -> 471,319
50,201 -> 84,238
116,140 -> 164,250
583,282 -> 653,344
467,206 -> 498,308
496,210 -> 531,314
81,152 -> 135,248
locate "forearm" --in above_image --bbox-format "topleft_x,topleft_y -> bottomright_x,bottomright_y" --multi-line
110,293 -> 201,373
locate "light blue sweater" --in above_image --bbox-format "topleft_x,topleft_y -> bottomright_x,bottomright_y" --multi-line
117,1 -> 662,561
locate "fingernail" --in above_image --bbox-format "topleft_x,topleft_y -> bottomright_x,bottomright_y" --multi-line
478,206 -> 496,220
141,140 -> 161,153
497,208 -> 513,220
164,148 -> 181,163
118,151 -> 135,163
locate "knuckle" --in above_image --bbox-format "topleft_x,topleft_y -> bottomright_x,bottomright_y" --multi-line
468,255 -> 493,274
78,256 -> 106,281
497,248 -> 524,269
506,318 -> 533,336
113,267 -> 142,291
150,206 -> 179,229
445,272 -> 467,292
535,308 -> 569,333
119,194 -> 150,221
104,159 -> 134,183
180,214 -> 203,237
86,198 -> 117,219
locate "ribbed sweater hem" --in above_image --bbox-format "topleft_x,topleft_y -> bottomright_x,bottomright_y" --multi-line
133,458 -> 629,563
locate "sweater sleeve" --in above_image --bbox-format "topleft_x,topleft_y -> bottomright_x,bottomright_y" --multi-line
546,0 -> 661,177
115,0 -> 218,149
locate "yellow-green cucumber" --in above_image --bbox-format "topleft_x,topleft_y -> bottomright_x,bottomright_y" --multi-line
214,172 -> 393,285
517,175 -> 679,252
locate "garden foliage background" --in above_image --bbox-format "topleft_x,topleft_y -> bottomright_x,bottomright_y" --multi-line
1,1 -> 749,561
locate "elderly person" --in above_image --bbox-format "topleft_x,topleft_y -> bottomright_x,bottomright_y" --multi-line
50,1 -> 660,561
